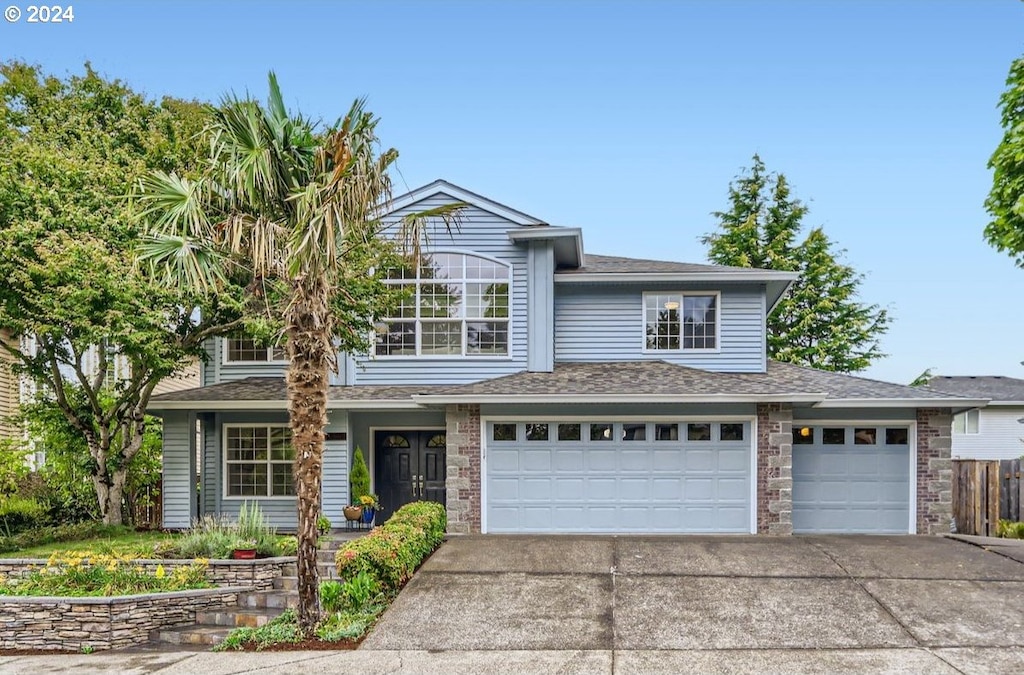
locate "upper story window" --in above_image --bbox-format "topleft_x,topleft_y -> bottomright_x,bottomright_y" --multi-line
376,252 -> 510,357
643,292 -> 719,351
953,409 -> 979,435
225,339 -> 286,363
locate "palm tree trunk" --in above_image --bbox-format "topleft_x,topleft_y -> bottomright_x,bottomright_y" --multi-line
286,283 -> 332,634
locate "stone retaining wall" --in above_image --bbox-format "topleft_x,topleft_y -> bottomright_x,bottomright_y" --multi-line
0,587 -> 245,651
0,557 -> 294,590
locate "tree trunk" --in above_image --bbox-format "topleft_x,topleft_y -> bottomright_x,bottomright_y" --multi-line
286,284 -> 331,634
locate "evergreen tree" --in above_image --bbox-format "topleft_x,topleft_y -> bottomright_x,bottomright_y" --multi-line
703,155 -> 891,372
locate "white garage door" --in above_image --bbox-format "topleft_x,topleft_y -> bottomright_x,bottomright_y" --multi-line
792,425 -> 912,534
485,421 -> 752,533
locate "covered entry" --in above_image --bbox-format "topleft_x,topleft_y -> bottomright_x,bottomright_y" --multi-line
792,424 -> 912,534
484,420 -> 753,533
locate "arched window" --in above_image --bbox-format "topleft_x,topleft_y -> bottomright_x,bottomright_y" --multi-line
376,252 -> 510,357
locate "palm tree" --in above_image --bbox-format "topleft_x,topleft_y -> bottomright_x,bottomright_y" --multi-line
136,73 -> 422,632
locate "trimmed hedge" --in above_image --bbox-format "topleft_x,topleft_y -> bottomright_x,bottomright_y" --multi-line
334,501 -> 446,595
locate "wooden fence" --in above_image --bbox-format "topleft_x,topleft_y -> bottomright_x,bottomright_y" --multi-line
952,459 -> 1022,536
129,478 -> 162,530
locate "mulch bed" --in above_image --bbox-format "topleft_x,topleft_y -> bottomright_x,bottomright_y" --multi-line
232,635 -> 364,651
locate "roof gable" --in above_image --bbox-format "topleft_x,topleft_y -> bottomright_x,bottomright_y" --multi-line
386,180 -> 547,227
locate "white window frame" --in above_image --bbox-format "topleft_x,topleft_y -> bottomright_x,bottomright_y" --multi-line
641,291 -> 721,354
375,250 -> 513,359
953,409 -> 980,435
222,424 -> 295,500
222,339 -> 288,365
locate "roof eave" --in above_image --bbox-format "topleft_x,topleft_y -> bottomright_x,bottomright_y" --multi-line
553,271 -> 801,284
147,399 -> 423,411
507,227 -> 584,267
813,398 -> 990,409
411,393 -> 828,405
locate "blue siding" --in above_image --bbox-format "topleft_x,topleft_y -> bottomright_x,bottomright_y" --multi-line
200,411 -> 349,530
161,411 -> 195,529
553,283 -> 766,373
352,195 -> 529,385
527,241 -> 555,372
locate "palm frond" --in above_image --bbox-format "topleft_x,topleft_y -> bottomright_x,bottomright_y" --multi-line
138,234 -> 227,295
136,171 -> 211,238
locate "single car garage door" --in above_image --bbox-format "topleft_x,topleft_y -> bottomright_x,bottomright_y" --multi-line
792,425 -> 911,534
485,420 -> 752,533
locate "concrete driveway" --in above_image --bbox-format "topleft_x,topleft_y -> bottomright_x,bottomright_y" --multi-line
361,534 -> 1024,673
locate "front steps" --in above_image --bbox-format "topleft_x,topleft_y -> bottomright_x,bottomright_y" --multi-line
151,534 -> 356,647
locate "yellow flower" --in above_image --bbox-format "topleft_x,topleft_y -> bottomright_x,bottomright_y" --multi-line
155,565 -> 166,579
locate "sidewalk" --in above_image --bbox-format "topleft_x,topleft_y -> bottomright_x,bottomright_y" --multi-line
947,532 -> 1024,564
4,647 -> 1024,674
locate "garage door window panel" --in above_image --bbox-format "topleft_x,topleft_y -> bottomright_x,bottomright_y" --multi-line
720,423 -> 744,441
854,428 -> 877,445
885,428 -> 909,445
687,423 -> 711,441
526,424 -> 549,441
558,424 -> 581,441
492,424 -> 517,441
793,427 -> 814,444
822,428 -> 846,444
590,424 -> 613,441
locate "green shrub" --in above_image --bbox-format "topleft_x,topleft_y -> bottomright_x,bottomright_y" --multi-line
315,604 -> 384,642
276,535 -> 298,557
335,502 -> 446,595
0,520 -> 111,554
997,519 -> 1024,539
320,579 -> 344,613
214,609 -> 302,651
317,515 -> 331,536
0,496 -> 46,536
340,570 -> 381,611
350,447 -> 370,502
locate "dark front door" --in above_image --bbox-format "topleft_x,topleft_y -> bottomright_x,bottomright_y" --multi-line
374,430 -> 447,522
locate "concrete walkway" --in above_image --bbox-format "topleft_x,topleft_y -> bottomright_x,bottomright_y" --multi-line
4,535 -> 1024,673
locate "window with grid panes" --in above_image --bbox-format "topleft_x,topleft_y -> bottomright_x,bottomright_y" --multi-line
225,426 -> 295,497
376,252 -> 510,356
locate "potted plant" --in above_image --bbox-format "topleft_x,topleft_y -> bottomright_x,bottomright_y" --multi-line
231,538 -> 258,560
317,515 -> 332,535
359,494 -> 380,525
348,446 -> 370,522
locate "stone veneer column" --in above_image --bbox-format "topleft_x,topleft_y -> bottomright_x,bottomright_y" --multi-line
445,404 -> 482,534
916,408 -> 953,535
756,403 -> 793,535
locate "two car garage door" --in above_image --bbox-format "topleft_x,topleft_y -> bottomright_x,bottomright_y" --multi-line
485,421 -> 752,533
484,420 -> 913,535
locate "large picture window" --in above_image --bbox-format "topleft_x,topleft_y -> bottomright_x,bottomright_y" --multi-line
224,426 -> 295,498
376,252 -> 510,357
644,292 -> 718,351
225,339 -> 286,363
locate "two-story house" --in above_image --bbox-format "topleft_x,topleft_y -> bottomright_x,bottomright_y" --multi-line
149,181 -> 983,536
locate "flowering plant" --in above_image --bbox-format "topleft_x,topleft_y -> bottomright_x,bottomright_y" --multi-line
358,494 -> 380,509
0,551 -> 209,597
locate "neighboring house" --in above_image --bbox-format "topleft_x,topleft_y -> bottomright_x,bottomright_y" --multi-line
925,376 -> 1024,461
148,180 -> 983,536
0,330 -> 18,443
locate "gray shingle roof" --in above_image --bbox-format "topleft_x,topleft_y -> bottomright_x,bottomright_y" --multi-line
420,360 -> 974,401
150,378 -> 431,404
150,362 -> 981,409
556,254 -> 775,276
926,376 -> 1024,403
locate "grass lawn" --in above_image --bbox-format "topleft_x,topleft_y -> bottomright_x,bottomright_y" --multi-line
0,527 -> 179,559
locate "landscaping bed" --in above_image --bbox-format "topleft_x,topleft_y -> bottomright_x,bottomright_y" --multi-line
215,502 -> 447,651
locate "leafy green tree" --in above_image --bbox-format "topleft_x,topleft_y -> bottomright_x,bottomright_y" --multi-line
986,57 -> 1024,265
909,368 -> 935,388
703,155 -> 891,372
0,62 -> 242,525
136,73 -> 449,633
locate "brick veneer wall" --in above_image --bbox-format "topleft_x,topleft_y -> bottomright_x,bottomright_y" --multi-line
445,404 -> 482,533
916,408 -> 953,535
0,587 -> 243,651
757,403 -> 793,535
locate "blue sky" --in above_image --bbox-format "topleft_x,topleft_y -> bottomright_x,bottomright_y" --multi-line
3,0 -> 1022,384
